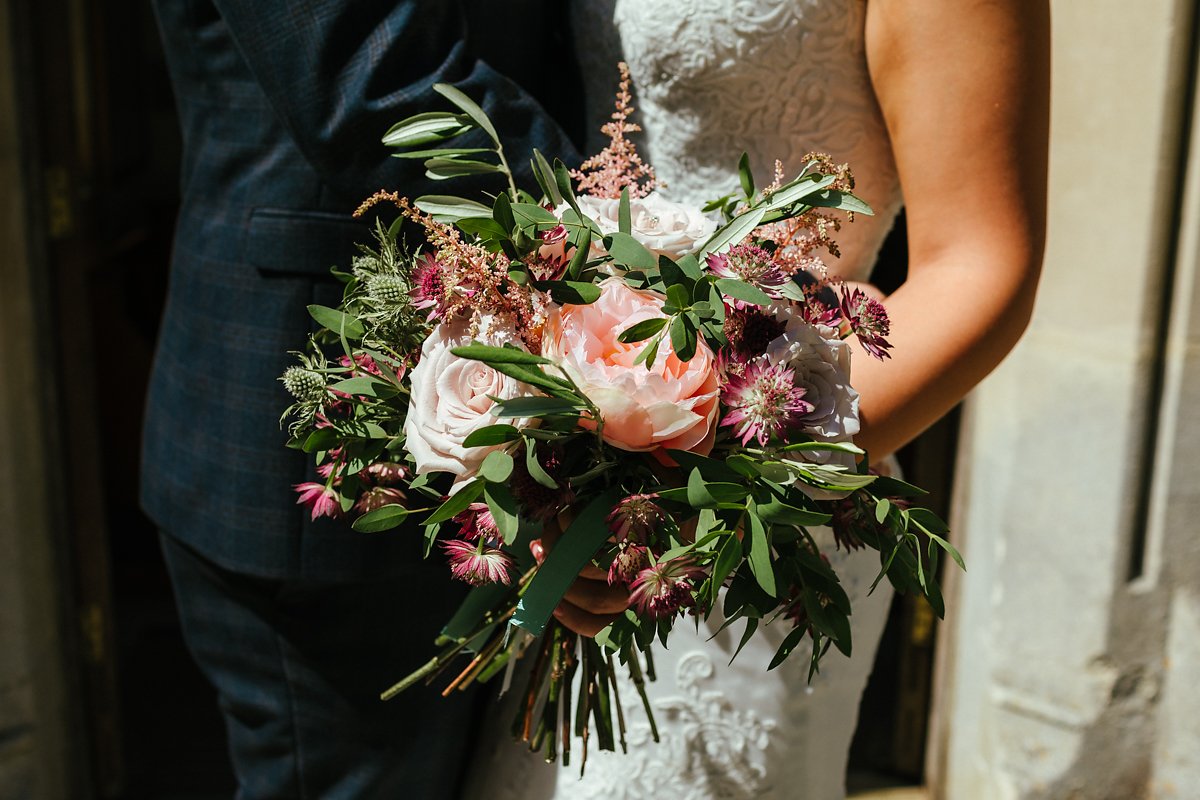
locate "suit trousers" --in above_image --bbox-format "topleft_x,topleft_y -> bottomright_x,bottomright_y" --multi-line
160,532 -> 483,799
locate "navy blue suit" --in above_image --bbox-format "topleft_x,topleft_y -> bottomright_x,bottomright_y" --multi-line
144,2 -> 581,795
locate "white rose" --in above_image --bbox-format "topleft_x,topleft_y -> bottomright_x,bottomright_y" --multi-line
766,311 -> 860,443
403,321 -> 535,482
562,191 -> 717,260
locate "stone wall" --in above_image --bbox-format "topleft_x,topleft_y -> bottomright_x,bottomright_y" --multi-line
935,1 -> 1200,798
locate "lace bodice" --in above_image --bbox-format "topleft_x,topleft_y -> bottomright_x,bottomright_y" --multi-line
572,0 -> 902,283
463,3 -> 901,797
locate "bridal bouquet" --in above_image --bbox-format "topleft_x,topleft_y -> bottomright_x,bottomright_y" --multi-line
280,67 -> 959,769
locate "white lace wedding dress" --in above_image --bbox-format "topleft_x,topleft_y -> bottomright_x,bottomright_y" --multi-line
464,2 -> 904,798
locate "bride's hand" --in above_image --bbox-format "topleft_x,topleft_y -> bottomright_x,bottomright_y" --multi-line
530,513 -> 629,638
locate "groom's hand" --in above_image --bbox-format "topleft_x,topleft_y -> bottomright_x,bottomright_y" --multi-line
530,514 -> 630,638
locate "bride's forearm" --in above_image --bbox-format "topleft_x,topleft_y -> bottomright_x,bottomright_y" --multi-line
850,249 -> 1042,460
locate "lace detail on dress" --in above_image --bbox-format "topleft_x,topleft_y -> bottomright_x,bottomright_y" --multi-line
570,0 -> 903,283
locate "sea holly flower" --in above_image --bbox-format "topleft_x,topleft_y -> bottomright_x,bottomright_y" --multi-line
442,539 -> 516,586
707,244 -> 790,296
720,360 -> 814,447
840,285 -> 893,360
293,482 -> 342,521
629,556 -> 707,619
281,364 -> 327,402
607,493 -> 666,543
607,543 -> 651,587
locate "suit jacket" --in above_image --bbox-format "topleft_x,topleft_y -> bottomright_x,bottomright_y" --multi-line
143,0 -> 583,579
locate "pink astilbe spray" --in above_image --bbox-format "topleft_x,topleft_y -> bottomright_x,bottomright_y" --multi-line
629,556 -> 708,619
571,63 -> 658,199
720,360 -> 814,447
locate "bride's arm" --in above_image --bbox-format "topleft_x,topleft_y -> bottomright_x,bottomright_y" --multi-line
854,0 -> 1050,458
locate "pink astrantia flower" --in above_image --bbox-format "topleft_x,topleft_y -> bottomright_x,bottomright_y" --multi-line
441,539 -> 516,586
453,503 -> 501,543
840,286 -> 892,360
354,486 -> 407,515
294,482 -> 342,521
720,360 -> 814,446
707,244 -> 791,297
607,494 -> 666,543
361,461 -> 409,485
608,543 -> 651,587
629,556 -> 707,619
723,304 -> 788,362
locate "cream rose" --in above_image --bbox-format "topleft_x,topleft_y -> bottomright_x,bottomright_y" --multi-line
541,277 -> 719,459
404,321 -> 535,481
766,311 -> 860,443
563,191 -> 717,260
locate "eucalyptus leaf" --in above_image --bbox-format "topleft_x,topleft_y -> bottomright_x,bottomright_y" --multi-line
738,152 -> 755,198
604,232 -> 658,269
746,513 -> 776,597
804,189 -> 875,216
414,195 -> 492,220
492,396 -> 583,418
484,482 -> 520,544
492,192 -> 515,232
307,305 -> 365,340
545,280 -> 602,305
462,424 -> 521,448
351,504 -> 411,533
329,376 -> 397,400
760,174 -> 837,212
450,343 -> 551,366
390,146 -> 492,160
524,440 -> 558,489
700,207 -> 765,256
381,111 -> 473,148
425,158 -> 503,180
432,83 -> 500,145
767,624 -> 807,671
479,450 -> 514,483
531,150 -> 563,206
618,317 -> 667,344
424,479 -> 484,525
714,278 -> 772,307
511,202 -> 560,230
618,187 -> 632,234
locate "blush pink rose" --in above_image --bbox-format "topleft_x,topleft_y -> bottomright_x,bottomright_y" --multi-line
541,278 -> 719,460
403,319 -> 537,482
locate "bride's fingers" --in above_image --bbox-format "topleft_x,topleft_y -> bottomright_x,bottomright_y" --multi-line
552,598 -> 624,638
563,576 -> 629,615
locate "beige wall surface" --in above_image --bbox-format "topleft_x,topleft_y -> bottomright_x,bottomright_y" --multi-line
938,1 -> 1199,798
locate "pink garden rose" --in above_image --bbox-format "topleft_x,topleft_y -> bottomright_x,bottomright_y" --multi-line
541,278 -> 719,460
403,320 -> 535,481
